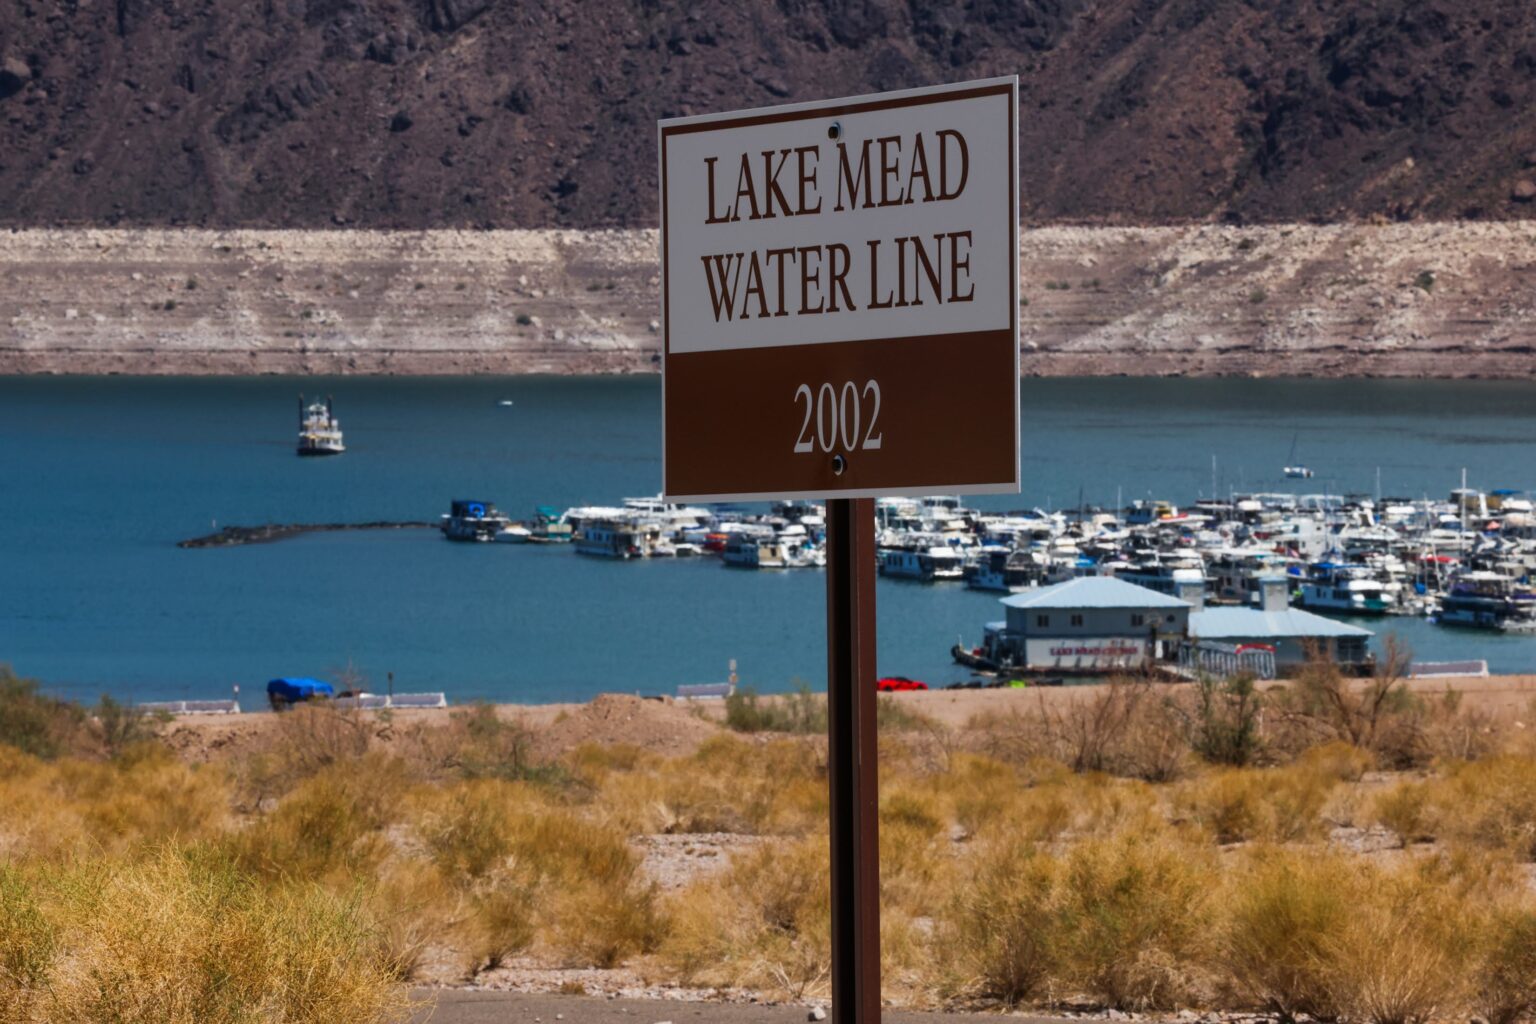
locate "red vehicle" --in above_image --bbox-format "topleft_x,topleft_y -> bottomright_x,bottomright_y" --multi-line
876,676 -> 928,692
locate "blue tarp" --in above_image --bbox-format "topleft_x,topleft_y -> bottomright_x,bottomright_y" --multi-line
266,677 -> 335,702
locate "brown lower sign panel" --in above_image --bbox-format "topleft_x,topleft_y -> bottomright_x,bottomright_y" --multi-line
664,330 -> 1016,501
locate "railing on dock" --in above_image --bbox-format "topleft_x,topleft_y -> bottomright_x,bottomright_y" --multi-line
139,699 -> 241,716
1176,640 -> 1277,681
1408,660 -> 1490,678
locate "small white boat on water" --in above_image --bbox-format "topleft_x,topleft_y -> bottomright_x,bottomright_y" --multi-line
1283,433 -> 1313,479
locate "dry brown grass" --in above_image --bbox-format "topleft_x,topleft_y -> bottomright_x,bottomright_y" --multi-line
13,670 -> 1536,1017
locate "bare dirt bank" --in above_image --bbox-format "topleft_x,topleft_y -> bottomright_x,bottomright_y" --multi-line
3,222 -> 1534,378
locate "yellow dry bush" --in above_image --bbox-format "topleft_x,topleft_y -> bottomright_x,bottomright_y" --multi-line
1174,763 -> 1335,844
26,847 -> 409,1024
658,836 -> 830,998
940,835 -> 1058,1006
458,871 -> 539,975
545,875 -> 666,969
1296,740 -> 1374,781
1049,828 -> 1216,1009
0,863 -> 56,1024
229,756 -> 405,882
1372,779 -> 1434,847
1224,847 -> 1361,1018
412,778 -> 531,881
0,745 -> 228,861
1472,903 -> 1536,1024
935,753 -> 1029,836
596,736 -> 827,836
366,858 -> 458,982
1420,756 -> 1536,858
943,824 -> 1213,1009
1322,868 -> 1474,1024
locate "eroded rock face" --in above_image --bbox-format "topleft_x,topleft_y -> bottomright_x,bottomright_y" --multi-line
1,223 -> 1532,379
0,1 -> 1534,229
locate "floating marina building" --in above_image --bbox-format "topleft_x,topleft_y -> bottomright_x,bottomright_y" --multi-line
969,575 -> 1374,677
1186,576 -> 1374,672
984,577 -> 1193,674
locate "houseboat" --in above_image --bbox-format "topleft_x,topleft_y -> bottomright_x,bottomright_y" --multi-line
1436,572 -> 1536,631
296,394 -> 345,456
441,499 -> 511,542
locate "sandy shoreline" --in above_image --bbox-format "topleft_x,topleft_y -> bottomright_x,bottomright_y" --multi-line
162,672 -> 1536,760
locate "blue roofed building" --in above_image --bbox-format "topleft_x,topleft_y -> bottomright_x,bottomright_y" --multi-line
964,575 -> 1373,677
980,576 -> 1193,674
1187,576 -> 1373,673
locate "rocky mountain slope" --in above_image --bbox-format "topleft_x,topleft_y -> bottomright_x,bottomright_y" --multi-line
5,222 -> 1532,377
2,0 -> 1536,229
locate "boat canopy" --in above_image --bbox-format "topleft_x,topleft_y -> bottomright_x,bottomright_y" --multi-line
266,677 -> 335,701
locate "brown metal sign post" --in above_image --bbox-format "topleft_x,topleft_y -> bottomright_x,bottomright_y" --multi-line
658,78 -> 1019,1024
825,494 -> 880,1022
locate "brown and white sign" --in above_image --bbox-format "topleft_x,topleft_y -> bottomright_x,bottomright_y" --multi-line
659,77 -> 1019,502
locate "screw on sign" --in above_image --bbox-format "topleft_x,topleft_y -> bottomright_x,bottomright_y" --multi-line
658,78 -> 1019,1024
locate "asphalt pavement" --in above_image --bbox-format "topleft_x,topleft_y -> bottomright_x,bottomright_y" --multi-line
409,989 -> 1055,1024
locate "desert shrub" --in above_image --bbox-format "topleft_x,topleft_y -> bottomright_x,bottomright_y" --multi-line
415,778 -> 524,880
460,872 -> 539,974
875,694 -> 941,733
1372,780 -> 1433,847
1191,674 -> 1263,766
1271,638 -> 1424,767
1050,830 -> 1215,1008
1420,756 -> 1536,858
367,860 -> 454,982
0,666 -> 84,759
1224,848 -> 1359,1018
587,735 -> 824,836
1322,862 -> 1474,1024
1473,905 -> 1536,1024
659,837 -> 830,997
0,863 -> 56,1022
231,757 -> 404,881
943,839 -> 1058,1005
976,677 -> 1191,781
725,683 -> 826,734
442,703 -> 561,783
946,827 -> 1214,1009
545,875 -> 665,968
1175,762 -> 1335,844
91,695 -> 166,759
0,746 -> 228,860
28,848 -> 409,1024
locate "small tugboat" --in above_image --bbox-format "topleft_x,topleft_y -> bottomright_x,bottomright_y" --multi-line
297,394 -> 345,456
441,499 -> 512,542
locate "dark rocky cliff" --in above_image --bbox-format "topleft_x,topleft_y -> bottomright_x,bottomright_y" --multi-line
2,0 -> 1534,228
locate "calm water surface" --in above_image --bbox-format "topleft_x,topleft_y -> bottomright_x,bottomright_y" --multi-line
3,375 -> 1535,705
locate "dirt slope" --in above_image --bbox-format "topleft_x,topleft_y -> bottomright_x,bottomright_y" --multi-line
2,1 -> 1535,229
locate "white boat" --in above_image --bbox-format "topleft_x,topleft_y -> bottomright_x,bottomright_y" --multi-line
878,544 -> 964,581
575,520 -> 656,559
1283,433 -> 1312,479
494,525 -> 532,544
1293,562 -> 1391,615
296,394 -> 345,456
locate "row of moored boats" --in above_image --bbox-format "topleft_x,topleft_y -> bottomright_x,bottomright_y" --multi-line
439,487 -> 1536,633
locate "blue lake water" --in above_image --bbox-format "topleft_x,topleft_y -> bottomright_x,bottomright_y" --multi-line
3,375 -> 1536,706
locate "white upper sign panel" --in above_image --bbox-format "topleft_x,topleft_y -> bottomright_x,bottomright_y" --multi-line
660,78 -> 1016,355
